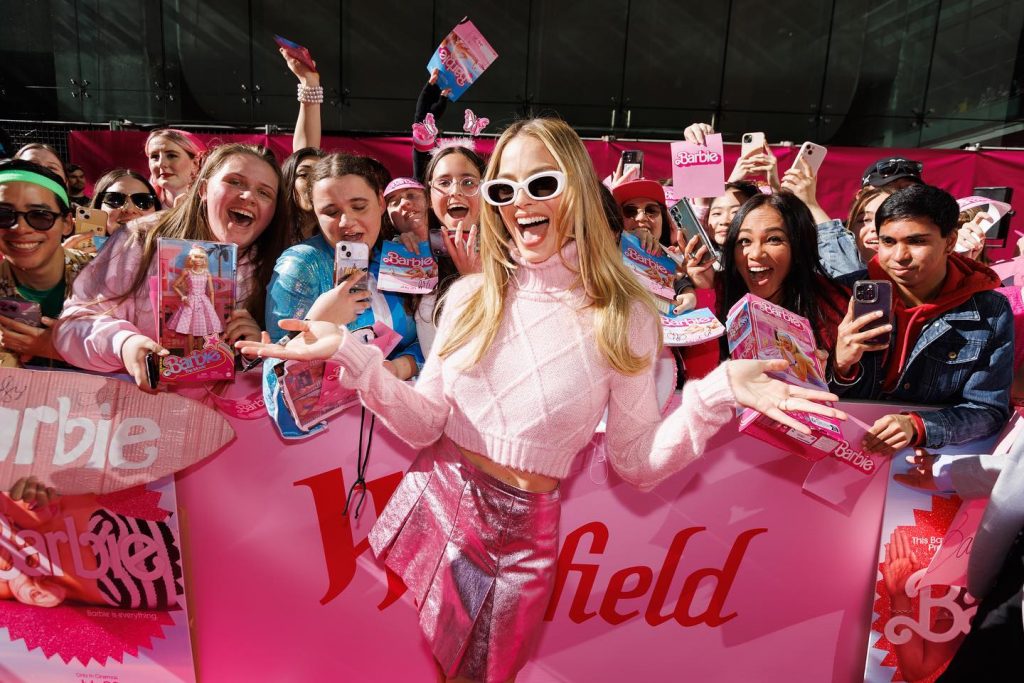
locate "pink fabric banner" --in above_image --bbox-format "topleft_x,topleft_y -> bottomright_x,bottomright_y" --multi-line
168,372 -> 935,682
69,130 -> 1024,261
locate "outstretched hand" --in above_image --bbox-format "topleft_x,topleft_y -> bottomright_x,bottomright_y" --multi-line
236,319 -> 345,363
727,359 -> 846,435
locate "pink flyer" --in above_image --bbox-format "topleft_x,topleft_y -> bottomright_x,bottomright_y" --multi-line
426,18 -> 499,101
670,133 -> 725,199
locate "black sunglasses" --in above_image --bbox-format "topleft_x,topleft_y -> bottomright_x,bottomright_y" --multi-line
874,159 -> 923,178
0,208 -> 63,231
100,191 -> 157,210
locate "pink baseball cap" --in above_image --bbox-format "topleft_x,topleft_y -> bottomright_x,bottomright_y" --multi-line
384,177 -> 426,198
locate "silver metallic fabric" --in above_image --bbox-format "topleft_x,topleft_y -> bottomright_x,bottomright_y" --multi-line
369,437 -> 560,682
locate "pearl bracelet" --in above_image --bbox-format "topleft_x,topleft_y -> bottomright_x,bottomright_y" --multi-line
297,84 -> 324,104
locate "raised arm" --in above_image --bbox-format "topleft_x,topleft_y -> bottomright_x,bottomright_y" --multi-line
282,47 -> 322,152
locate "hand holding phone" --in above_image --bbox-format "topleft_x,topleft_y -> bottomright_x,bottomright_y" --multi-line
740,132 -> 766,158
789,142 -> 827,176
668,199 -> 723,272
834,280 -> 893,380
334,241 -> 370,293
74,206 -> 108,236
621,150 -> 644,179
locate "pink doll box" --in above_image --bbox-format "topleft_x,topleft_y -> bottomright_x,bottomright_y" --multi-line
726,294 -> 844,461
155,238 -> 237,383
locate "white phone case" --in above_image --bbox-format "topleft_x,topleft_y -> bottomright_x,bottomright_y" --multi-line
740,132 -> 766,158
790,142 -> 828,176
334,241 -> 370,292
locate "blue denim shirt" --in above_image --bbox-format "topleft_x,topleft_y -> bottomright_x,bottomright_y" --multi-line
828,270 -> 1014,448
817,219 -> 865,279
262,234 -> 423,438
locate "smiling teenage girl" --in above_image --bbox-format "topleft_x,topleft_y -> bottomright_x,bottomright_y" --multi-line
55,144 -> 287,391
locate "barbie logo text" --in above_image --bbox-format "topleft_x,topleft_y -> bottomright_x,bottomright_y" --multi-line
753,300 -> 805,328
830,440 -> 875,474
625,248 -> 668,273
0,396 -> 160,470
0,512 -> 173,583
382,253 -> 435,269
161,348 -> 227,378
673,149 -> 722,168
437,47 -> 469,86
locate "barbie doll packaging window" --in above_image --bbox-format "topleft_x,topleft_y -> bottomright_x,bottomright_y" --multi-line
726,294 -> 845,461
154,238 -> 237,383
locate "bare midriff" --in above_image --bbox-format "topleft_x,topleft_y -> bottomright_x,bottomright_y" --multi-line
457,445 -> 559,493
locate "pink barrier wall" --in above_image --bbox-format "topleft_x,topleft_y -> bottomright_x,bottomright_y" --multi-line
68,130 -> 1024,260
173,373 -> 906,681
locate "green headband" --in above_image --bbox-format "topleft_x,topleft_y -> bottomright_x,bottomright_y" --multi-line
0,169 -> 71,209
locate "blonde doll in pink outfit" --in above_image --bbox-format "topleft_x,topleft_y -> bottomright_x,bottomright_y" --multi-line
238,118 -> 844,683
168,246 -> 223,352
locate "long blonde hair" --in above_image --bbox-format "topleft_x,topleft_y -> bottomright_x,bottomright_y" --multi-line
438,118 -> 660,375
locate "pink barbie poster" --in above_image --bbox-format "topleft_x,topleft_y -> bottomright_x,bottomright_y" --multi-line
376,240 -> 438,295
620,231 -> 676,302
862,423 -> 1012,683
0,477 -> 196,682
155,238 -> 237,384
426,18 -> 499,101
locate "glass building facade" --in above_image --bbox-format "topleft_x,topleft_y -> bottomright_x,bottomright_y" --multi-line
1,0 -> 1022,148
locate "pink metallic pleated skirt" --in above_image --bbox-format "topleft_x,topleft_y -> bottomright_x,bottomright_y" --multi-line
369,437 -> 560,682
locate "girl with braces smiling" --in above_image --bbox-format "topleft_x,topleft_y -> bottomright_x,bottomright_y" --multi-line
237,118 -> 843,682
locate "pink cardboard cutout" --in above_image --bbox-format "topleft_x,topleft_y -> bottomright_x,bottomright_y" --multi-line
0,368 -> 235,494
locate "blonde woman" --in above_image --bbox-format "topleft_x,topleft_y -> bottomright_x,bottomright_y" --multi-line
145,128 -> 206,208
237,118 -> 842,682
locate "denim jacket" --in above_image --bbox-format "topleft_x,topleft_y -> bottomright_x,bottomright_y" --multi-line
262,234 -> 423,438
817,219 -> 865,279
827,271 -> 1014,448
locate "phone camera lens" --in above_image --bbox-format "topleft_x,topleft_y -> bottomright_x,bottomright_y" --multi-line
743,135 -> 751,143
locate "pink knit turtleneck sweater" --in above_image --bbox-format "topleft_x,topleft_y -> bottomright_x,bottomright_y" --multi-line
332,241 -> 737,489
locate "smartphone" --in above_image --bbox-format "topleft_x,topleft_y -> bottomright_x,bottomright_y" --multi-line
74,206 -> 108,236
145,352 -> 160,390
852,280 -> 892,347
741,132 -> 766,158
972,186 -> 1014,246
668,199 -> 723,272
621,150 -> 644,178
790,142 -> 828,176
273,34 -> 317,73
0,298 -> 42,327
334,241 -> 370,293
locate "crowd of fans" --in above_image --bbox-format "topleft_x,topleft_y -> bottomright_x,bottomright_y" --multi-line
0,47 -> 1021,681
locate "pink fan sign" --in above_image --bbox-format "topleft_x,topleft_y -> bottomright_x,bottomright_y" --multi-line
670,133 -> 726,199
0,368 -> 235,494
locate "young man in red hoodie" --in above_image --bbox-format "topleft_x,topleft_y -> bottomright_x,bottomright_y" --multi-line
828,184 -> 1013,455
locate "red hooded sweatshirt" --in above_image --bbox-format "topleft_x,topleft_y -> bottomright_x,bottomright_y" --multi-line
866,252 -> 1001,393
